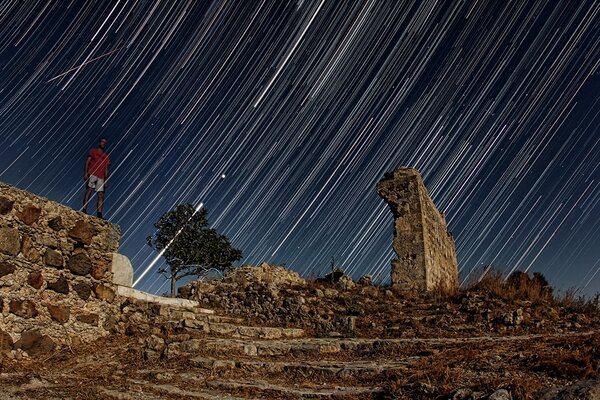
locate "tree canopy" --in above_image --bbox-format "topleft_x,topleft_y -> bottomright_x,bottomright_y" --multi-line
146,204 -> 242,297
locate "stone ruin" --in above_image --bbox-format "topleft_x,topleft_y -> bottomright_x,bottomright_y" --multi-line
377,167 -> 459,292
0,181 -> 203,356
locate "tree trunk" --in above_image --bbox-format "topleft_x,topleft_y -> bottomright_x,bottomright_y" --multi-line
171,270 -> 177,298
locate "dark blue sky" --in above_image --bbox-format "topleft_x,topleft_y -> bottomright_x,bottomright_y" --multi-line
0,1 -> 598,295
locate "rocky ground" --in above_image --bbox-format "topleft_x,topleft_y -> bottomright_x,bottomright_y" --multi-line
1,264 -> 599,399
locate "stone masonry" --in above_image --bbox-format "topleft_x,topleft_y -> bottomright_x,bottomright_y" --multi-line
0,181 -> 123,354
377,168 -> 458,292
0,181 -> 214,357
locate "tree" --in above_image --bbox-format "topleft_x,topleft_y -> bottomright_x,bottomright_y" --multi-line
146,204 -> 242,297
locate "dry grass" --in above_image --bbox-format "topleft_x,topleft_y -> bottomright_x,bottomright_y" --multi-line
466,270 -> 553,304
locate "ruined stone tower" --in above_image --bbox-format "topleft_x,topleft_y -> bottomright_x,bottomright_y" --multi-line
377,168 -> 458,292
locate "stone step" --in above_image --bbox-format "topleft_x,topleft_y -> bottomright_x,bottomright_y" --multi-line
166,330 -> 596,359
205,379 -> 383,399
125,379 -> 247,400
176,320 -> 305,339
189,355 -> 410,377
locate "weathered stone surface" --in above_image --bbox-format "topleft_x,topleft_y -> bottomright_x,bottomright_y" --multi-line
377,168 -> 458,292
0,182 -> 124,352
15,330 -> 56,356
20,235 -> 41,262
488,389 -> 512,400
103,315 -> 117,331
67,252 -> 92,276
17,204 -> 41,225
0,227 -> 20,256
111,253 -> 133,286
47,275 -> 69,294
44,249 -> 64,268
69,220 -> 96,245
47,216 -> 64,231
538,379 -> 600,400
47,304 -> 70,323
91,262 -> 108,280
73,282 -> 92,300
0,196 -> 14,214
0,261 -> 16,278
94,284 -> 115,302
9,299 -> 39,318
0,329 -> 13,352
77,313 -> 99,325
27,271 -> 44,289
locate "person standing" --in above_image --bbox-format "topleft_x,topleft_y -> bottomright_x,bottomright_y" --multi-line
82,137 -> 110,219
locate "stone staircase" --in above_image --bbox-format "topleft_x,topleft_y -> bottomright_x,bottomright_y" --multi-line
3,295 -> 597,399
115,301 -> 391,399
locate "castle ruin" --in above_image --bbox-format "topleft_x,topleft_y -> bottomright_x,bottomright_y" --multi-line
377,168 -> 459,292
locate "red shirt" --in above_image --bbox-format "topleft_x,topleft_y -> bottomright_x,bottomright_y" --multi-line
88,148 -> 110,180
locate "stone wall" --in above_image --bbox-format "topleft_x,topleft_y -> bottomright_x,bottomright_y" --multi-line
0,182 -> 121,355
377,168 -> 458,292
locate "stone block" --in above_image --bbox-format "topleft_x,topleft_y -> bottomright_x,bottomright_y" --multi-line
47,304 -> 70,323
94,284 -> 116,302
69,220 -> 96,245
44,249 -> 64,268
0,329 -> 13,353
110,253 -> 133,287
91,262 -> 108,280
27,271 -> 44,289
73,282 -> 92,300
47,216 -> 64,231
47,275 -> 69,294
9,299 -> 38,319
67,252 -> 92,276
15,330 -> 56,356
0,196 -> 14,214
17,204 -> 41,225
0,261 -> 16,278
21,235 -> 40,262
0,227 -> 20,256
77,313 -> 99,325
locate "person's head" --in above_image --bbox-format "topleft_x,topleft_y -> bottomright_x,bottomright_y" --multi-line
98,137 -> 108,150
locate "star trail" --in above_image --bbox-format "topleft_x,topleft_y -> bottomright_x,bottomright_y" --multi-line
0,1 -> 598,295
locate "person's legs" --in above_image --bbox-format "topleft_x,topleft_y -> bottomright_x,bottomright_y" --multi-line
97,192 -> 104,218
96,177 -> 105,218
82,186 -> 94,213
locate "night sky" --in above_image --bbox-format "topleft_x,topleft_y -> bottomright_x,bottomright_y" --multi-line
0,1 -> 598,296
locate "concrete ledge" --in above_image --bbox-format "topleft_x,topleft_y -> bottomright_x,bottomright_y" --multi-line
116,286 -> 214,313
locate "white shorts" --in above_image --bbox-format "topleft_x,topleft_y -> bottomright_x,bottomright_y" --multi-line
88,175 -> 105,192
